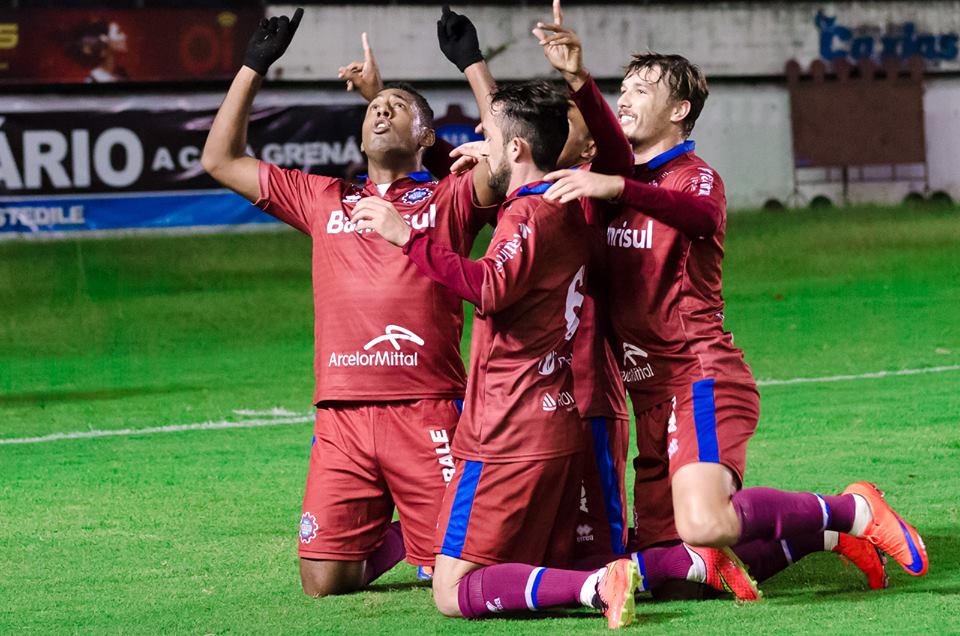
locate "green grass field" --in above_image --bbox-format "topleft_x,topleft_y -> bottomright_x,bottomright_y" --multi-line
2,205 -> 959,634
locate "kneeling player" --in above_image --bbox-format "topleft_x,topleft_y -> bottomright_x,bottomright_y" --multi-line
203,9 -> 499,596
353,82 -> 641,629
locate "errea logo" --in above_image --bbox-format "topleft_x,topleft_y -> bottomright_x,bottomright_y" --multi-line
576,524 -> 595,543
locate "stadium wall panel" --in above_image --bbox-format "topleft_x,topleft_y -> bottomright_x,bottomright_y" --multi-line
270,2 -> 960,81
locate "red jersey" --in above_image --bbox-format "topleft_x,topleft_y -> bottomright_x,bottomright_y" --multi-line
255,162 -> 493,404
454,185 -> 591,462
567,79 -> 634,421
606,146 -> 755,411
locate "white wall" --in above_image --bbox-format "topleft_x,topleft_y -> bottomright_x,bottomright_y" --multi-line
271,2 -> 960,81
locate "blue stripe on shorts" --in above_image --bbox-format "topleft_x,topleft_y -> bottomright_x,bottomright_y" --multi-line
692,378 -> 720,463
590,417 -> 626,554
440,460 -> 483,558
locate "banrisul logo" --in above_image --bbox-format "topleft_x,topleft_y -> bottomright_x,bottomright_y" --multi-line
328,325 -> 423,368
815,10 -> 959,64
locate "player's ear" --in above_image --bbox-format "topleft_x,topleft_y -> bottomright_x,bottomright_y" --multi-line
509,137 -> 526,163
580,138 -> 597,164
418,127 -> 436,149
670,99 -> 691,126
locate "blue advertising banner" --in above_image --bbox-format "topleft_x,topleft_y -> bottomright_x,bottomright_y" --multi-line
0,103 -> 368,237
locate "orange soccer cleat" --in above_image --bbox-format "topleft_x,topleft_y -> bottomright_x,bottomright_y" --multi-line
686,545 -> 763,602
595,559 -> 643,629
833,533 -> 889,590
841,481 -> 928,576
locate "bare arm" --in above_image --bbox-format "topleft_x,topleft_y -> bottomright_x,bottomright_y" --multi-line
202,8 -> 303,203
201,67 -> 262,202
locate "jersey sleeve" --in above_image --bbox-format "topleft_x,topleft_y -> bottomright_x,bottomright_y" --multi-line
254,161 -> 341,235
570,75 -> 634,178
619,165 -> 725,239
446,169 -> 499,237
476,208 -> 549,316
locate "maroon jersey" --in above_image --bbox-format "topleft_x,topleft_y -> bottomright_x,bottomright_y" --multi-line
606,146 -> 755,411
572,164 -> 628,421
454,186 -> 591,462
255,162 -> 492,404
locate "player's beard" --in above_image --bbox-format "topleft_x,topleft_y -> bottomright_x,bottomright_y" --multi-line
487,156 -> 512,199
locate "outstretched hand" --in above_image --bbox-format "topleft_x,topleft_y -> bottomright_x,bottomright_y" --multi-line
337,32 -> 384,101
543,169 -> 624,204
448,140 -> 486,175
532,0 -> 587,90
437,5 -> 484,72
243,7 -> 304,76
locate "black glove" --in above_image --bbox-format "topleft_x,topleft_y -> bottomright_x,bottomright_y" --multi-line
437,5 -> 483,72
243,8 -> 304,76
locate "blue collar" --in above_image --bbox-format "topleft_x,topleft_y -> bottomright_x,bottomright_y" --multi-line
357,171 -> 434,183
644,140 -> 696,170
407,171 -> 434,183
516,181 -> 552,197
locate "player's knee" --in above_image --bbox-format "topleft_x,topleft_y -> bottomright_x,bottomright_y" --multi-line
299,560 -> 363,598
431,582 -> 462,617
430,566 -> 464,617
675,507 -> 738,547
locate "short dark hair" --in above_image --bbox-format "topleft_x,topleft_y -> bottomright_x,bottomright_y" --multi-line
383,81 -> 435,130
490,80 -> 569,172
625,53 -> 709,137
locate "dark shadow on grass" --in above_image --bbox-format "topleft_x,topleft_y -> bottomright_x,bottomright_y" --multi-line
364,580 -> 431,592
748,533 -> 958,603
0,385 -> 200,405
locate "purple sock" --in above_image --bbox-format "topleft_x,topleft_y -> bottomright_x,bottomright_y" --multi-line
633,542 -> 693,591
732,488 -> 856,543
363,521 -> 405,586
732,533 -> 825,583
457,564 -> 593,618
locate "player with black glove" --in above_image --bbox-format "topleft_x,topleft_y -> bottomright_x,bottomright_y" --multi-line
243,7 -> 304,76
436,5 -> 484,72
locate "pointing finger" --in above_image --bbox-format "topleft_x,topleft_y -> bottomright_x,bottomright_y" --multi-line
361,32 -> 372,60
289,7 -> 304,35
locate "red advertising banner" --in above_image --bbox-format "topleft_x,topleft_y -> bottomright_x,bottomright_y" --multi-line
0,9 -> 263,85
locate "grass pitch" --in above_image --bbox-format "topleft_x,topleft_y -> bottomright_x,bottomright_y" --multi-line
2,205 -> 959,634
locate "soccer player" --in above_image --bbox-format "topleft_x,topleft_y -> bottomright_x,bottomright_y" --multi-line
352,81 -> 642,629
535,14 -> 926,592
338,10 -> 634,569
201,9 -> 499,596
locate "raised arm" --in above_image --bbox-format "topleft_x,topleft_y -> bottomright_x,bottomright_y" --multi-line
534,0 -> 632,177
436,6 -> 499,206
201,9 -> 303,202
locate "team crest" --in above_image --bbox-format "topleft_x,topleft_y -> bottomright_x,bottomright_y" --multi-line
342,192 -> 363,204
299,512 -> 318,544
401,187 -> 433,205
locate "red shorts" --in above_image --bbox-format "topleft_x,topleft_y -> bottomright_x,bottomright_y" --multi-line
299,399 -> 461,566
631,378 -> 759,550
434,454 -> 582,567
574,417 -> 630,561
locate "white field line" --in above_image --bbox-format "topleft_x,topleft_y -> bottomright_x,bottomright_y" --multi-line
756,364 -> 960,387
0,414 -> 313,446
3,365 -> 960,446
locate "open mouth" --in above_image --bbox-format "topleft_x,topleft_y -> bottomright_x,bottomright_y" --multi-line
373,119 -> 391,133
619,113 -> 637,126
